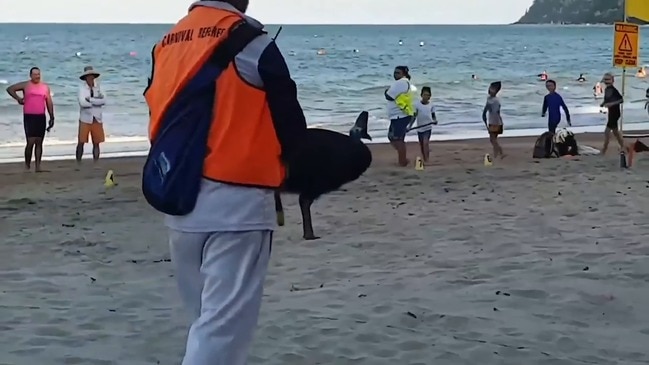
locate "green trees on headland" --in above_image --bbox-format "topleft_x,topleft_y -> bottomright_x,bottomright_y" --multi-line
516,0 -> 627,24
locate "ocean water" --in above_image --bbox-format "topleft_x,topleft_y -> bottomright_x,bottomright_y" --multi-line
1,23 -> 649,161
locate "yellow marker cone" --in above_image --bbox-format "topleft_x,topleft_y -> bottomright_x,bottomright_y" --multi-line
415,156 -> 424,171
104,170 -> 116,188
484,153 -> 493,167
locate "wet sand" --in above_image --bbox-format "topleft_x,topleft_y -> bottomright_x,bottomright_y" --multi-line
2,132 -> 649,364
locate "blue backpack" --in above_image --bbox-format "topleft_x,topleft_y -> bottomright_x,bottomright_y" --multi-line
142,22 -> 263,216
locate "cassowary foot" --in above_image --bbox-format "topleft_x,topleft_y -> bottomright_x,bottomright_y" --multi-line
303,231 -> 320,240
299,195 -> 319,240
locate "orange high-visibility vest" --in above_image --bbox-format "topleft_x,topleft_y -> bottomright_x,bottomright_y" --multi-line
144,5 -> 285,188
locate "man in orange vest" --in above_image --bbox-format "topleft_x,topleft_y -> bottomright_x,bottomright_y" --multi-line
144,1 -> 307,363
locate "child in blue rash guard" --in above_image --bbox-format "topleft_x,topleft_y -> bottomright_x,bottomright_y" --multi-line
541,79 -> 571,133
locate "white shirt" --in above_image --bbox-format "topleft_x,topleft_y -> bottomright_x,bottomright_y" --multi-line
385,78 -> 411,120
483,96 -> 502,126
414,100 -> 436,132
78,83 -> 105,123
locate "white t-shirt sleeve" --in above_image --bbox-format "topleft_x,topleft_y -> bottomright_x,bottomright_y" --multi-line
386,79 -> 410,99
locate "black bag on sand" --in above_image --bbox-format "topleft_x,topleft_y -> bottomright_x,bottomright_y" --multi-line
553,129 -> 579,157
533,132 -> 557,158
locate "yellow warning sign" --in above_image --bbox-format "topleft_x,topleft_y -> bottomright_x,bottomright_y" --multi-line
613,22 -> 639,68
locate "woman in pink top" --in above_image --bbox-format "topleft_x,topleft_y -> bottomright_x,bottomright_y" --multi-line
6,67 -> 55,172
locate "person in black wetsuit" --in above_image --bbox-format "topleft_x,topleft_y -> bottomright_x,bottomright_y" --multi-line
600,73 -> 625,155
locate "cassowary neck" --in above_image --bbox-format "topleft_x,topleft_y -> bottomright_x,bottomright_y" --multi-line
348,130 -> 363,141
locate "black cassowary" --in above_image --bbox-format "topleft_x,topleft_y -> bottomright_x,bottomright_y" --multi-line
275,111 -> 372,240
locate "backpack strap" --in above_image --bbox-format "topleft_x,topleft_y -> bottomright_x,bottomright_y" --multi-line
207,20 -> 265,68
144,21 -> 264,97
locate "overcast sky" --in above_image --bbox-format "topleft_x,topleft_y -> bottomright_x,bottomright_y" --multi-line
0,0 -> 533,24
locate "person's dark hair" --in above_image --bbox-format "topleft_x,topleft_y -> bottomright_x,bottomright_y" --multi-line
546,79 -> 556,86
421,86 -> 431,95
29,67 -> 39,76
223,0 -> 248,12
489,81 -> 502,94
395,65 -> 411,80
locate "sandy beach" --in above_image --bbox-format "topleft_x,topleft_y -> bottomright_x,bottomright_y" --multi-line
2,133 -> 649,365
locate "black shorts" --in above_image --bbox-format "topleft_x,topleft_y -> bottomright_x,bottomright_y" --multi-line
606,112 -> 620,130
417,130 -> 432,141
24,114 -> 46,138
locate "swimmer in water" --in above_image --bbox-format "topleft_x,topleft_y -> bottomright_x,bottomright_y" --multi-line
471,74 -> 478,80
577,73 -> 586,82
637,67 -> 646,78
537,70 -> 548,81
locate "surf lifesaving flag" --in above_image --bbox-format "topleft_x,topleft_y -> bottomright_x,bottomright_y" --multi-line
627,0 -> 649,25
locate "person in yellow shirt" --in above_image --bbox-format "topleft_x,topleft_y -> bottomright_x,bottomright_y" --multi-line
384,65 -> 414,166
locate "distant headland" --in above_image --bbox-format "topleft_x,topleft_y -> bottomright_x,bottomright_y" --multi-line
516,0 -> 629,25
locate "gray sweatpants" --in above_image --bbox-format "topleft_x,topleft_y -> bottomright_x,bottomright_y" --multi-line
169,230 -> 272,365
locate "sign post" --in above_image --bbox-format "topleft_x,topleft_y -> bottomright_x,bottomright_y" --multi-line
613,21 -> 640,133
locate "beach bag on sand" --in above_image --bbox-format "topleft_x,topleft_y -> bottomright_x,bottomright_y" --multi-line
532,132 -> 558,158
142,23 -> 262,215
553,129 -> 579,157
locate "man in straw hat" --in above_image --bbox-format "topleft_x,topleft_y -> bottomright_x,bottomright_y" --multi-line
77,65 -> 106,163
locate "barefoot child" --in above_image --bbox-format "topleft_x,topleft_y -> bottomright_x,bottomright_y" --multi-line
541,79 -> 571,133
482,81 -> 505,159
600,73 -> 625,155
408,86 -> 437,162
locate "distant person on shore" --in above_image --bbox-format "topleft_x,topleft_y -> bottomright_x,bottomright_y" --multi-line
482,81 -> 505,159
577,73 -> 586,82
538,70 -> 548,82
593,81 -> 603,98
541,80 -> 571,133
408,86 -> 437,163
143,0 -> 307,363
385,65 -> 415,166
77,66 -> 106,163
600,72 -> 625,155
636,67 -> 646,78
5,67 -> 54,172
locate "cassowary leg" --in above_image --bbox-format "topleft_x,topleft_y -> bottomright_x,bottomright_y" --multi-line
298,194 -> 318,240
274,191 -> 285,226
